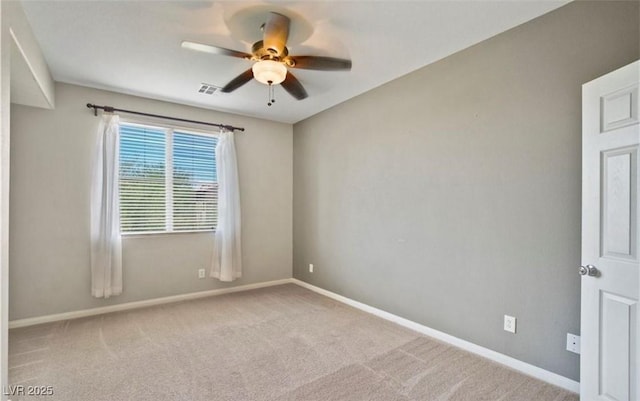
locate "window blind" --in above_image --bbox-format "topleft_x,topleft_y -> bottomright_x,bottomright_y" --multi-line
118,123 -> 218,234
172,131 -> 218,231
119,124 -> 166,233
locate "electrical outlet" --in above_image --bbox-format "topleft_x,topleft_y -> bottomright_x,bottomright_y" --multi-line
566,333 -> 580,354
504,315 -> 516,333
309,264 -> 314,273
198,268 -> 206,279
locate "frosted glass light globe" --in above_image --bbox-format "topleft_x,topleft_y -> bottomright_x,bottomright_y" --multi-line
252,60 -> 287,85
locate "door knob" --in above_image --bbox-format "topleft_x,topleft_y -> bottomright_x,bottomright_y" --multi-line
579,265 -> 600,277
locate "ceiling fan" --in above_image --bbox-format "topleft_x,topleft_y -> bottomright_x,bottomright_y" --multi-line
182,12 -> 352,102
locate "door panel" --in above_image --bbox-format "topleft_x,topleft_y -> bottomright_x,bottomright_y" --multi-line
601,148 -> 636,259
600,291 -> 636,401
601,84 -> 639,133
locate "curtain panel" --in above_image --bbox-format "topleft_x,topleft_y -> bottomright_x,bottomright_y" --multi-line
90,114 -> 122,298
210,130 -> 242,282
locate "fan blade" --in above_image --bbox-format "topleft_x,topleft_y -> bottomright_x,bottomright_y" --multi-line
221,69 -> 254,93
289,56 -> 352,71
281,72 -> 308,100
181,41 -> 251,59
263,12 -> 290,56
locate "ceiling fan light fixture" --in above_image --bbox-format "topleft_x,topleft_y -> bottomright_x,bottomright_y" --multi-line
252,60 -> 287,85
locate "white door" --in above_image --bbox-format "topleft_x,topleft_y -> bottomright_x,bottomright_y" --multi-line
582,60 -> 639,401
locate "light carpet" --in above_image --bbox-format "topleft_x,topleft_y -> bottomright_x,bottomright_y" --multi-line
8,284 -> 578,401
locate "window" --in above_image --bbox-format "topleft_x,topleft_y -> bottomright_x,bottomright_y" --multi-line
119,122 -> 218,234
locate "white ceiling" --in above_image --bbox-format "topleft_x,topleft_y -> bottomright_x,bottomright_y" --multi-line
21,1 -> 569,124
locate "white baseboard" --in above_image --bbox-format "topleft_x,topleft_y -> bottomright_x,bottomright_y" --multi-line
9,278 -> 294,329
291,278 -> 580,394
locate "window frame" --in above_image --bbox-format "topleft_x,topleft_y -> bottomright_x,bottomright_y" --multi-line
118,117 -> 219,236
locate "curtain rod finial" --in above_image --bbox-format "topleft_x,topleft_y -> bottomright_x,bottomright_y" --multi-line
87,103 -> 98,116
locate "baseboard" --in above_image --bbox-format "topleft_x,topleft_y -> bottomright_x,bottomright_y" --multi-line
291,278 -> 580,394
9,278 -> 294,329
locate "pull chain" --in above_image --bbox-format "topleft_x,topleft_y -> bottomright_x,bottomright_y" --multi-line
267,81 -> 276,106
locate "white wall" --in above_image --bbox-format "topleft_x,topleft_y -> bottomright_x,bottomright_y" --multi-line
6,0 -> 54,109
9,83 -> 293,320
0,1 -> 10,395
1,0 -> 55,393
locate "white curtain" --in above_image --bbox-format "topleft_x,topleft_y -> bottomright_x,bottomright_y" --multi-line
90,114 -> 122,298
210,130 -> 242,281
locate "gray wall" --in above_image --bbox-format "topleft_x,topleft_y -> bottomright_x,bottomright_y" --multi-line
10,83 -> 293,320
292,1 -> 639,382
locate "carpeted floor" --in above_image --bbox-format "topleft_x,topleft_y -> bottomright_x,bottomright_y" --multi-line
9,284 -> 578,401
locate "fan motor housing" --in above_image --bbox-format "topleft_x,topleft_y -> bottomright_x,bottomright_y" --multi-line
251,40 -> 289,61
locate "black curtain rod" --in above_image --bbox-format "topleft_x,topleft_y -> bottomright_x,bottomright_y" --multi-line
86,103 -> 245,132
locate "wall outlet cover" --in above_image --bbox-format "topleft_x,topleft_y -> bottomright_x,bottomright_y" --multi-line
504,315 -> 516,333
566,333 -> 580,354
309,264 -> 314,273
198,268 -> 206,279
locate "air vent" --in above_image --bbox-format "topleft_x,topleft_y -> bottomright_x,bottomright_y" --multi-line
198,83 -> 219,95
